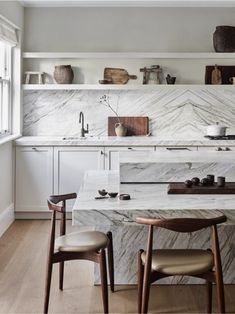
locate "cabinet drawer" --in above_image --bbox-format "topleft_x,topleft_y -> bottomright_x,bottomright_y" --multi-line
105,146 -> 155,170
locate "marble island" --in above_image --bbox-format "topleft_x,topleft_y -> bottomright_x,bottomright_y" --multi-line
73,170 -> 235,285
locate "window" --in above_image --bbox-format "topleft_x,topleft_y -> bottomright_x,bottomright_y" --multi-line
0,41 -> 11,136
0,15 -> 18,138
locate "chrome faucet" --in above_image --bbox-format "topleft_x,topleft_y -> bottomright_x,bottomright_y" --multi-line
79,111 -> 89,137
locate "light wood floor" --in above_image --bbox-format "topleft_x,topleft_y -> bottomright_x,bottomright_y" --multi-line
0,220 -> 234,314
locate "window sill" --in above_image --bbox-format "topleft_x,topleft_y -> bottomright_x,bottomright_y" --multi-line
0,134 -> 21,146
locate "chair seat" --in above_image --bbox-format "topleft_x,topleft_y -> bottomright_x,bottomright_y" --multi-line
55,231 -> 108,253
141,249 -> 214,275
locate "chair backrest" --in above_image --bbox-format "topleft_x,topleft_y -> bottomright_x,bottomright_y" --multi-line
136,215 -> 227,281
47,193 -> 77,254
136,215 -> 227,233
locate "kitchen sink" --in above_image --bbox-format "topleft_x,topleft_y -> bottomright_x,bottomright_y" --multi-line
62,136 -> 101,140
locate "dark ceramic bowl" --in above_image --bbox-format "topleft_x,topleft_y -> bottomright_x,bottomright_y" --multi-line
108,192 -> 118,198
98,189 -> 108,196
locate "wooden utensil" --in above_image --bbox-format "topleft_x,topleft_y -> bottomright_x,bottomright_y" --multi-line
205,65 -> 235,84
168,182 -> 235,194
104,68 -> 137,84
108,117 -> 149,136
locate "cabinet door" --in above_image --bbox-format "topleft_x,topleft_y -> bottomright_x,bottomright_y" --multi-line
54,147 -> 105,209
15,146 -> 53,212
105,146 -> 155,170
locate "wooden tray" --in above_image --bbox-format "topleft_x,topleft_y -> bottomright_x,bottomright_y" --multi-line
205,65 -> 235,84
168,182 -> 235,194
108,116 -> 149,136
104,68 -> 137,84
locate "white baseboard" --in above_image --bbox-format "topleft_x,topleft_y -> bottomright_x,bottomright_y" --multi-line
0,203 -> 14,237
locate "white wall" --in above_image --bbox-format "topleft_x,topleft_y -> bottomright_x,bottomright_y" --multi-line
24,7 -> 235,52
0,142 -> 14,236
0,1 -> 24,234
0,1 -> 24,28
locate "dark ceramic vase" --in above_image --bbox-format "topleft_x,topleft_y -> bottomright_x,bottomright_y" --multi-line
54,65 -> 74,84
213,26 -> 235,52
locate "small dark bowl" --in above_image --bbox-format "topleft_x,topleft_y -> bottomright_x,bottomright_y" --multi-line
191,177 -> 200,186
201,178 -> 210,186
108,192 -> 118,198
184,180 -> 193,188
98,189 -> 108,196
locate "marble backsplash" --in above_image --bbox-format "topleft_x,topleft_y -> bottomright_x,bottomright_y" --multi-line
23,88 -> 235,138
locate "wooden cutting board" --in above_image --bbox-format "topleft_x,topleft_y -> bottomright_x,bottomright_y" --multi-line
104,68 -> 137,84
205,65 -> 235,84
108,117 -> 149,136
168,182 -> 235,194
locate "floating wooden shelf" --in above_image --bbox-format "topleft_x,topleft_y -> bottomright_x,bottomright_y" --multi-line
23,52 -> 235,59
22,84 -> 235,91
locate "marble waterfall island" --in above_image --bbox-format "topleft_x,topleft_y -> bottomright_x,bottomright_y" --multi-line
73,167 -> 235,285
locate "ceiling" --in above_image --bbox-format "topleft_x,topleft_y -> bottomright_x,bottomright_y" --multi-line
18,0 -> 235,7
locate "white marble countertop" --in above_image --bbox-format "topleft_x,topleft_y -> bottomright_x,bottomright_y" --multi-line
73,170 -> 235,211
14,136 -> 235,147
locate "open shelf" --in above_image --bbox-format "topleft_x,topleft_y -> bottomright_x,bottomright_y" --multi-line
23,52 -> 235,59
22,84 -> 235,91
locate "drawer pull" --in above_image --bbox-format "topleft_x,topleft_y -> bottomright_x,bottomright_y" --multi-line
166,147 -> 190,151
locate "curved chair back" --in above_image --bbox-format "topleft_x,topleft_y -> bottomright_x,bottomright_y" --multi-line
136,215 -> 227,233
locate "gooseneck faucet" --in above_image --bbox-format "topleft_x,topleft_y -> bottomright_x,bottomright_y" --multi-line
79,111 -> 89,137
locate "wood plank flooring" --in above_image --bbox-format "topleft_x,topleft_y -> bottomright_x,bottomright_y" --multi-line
0,220 -> 234,313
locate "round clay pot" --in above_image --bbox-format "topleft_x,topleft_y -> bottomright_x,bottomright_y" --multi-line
54,65 -> 74,84
115,123 -> 127,137
213,26 -> 235,52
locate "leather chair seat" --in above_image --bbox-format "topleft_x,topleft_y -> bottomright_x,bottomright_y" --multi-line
55,231 -> 108,252
141,249 -> 214,275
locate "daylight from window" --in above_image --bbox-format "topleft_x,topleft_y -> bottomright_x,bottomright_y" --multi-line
0,41 -> 11,136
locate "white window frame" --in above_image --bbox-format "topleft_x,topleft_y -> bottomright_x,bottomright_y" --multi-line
0,42 -> 12,138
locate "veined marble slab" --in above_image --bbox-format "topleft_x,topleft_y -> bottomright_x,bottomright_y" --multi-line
23,88 -> 235,138
15,135 -> 235,147
73,170 -> 235,284
120,151 -> 235,182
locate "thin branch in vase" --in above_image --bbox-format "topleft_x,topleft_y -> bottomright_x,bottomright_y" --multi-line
99,94 -> 121,123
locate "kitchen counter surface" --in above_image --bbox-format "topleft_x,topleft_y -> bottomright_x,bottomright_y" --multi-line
14,136 -> 235,146
73,170 -> 235,215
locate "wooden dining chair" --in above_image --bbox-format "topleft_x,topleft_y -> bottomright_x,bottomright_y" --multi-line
136,215 -> 227,314
44,193 -> 114,314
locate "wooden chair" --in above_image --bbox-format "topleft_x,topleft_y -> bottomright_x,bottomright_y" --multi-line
136,215 -> 227,314
44,193 -> 114,314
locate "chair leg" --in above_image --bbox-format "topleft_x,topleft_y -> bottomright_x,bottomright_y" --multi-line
106,231 -> 114,292
206,281 -> 213,313
138,250 -> 144,314
44,259 -> 53,314
215,269 -> 225,313
100,249 -> 109,314
59,261 -> 64,290
141,265 -> 151,313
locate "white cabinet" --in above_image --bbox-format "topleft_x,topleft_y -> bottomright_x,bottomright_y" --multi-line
104,146 -> 155,170
54,147 -> 105,209
15,146 -> 53,212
